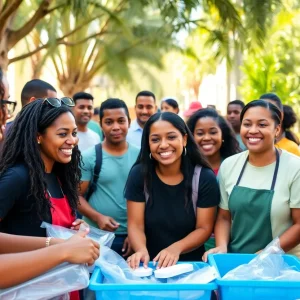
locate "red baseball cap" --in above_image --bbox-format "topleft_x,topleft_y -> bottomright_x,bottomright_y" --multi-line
183,101 -> 203,117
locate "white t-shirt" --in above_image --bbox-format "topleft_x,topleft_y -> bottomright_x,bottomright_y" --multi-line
77,129 -> 101,152
219,150 -> 300,257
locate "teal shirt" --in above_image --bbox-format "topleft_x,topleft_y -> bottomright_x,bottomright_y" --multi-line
87,120 -> 103,141
236,133 -> 246,151
81,143 -> 139,234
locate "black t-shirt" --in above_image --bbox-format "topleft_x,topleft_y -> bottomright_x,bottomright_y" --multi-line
0,164 -> 63,237
125,164 -> 220,261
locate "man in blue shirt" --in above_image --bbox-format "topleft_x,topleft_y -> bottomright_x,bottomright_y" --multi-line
127,90 -> 157,148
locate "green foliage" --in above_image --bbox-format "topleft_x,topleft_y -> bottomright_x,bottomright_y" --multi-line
239,4 -> 300,106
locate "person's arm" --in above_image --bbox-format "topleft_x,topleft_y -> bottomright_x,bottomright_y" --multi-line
127,200 -> 149,269
78,181 -> 119,232
279,208 -> 300,252
214,208 -> 231,248
0,230 -> 100,289
0,233 -> 62,254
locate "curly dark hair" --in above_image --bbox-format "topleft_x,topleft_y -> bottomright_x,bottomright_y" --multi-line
0,99 -> 81,219
130,112 -> 211,208
187,108 -> 241,159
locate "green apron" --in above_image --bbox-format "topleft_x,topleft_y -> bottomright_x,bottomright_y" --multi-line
228,149 -> 280,253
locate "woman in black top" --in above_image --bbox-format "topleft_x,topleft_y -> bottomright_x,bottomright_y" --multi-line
0,69 -> 99,291
125,112 -> 220,269
0,98 -> 83,237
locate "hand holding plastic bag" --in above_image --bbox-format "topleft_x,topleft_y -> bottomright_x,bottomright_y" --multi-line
41,222 -> 115,248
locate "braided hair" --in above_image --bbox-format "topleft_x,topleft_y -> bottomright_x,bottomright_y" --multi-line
0,99 -> 81,219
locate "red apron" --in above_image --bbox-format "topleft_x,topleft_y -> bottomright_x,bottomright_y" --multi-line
49,195 -> 79,300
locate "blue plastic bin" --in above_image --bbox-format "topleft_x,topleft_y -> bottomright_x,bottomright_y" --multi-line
208,254 -> 300,300
89,262 -> 217,300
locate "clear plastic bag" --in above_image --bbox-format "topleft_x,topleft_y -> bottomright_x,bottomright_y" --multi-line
94,246 -> 216,299
223,238 -> 300,280
0,263 -> 89,300
41,222 -> 115,248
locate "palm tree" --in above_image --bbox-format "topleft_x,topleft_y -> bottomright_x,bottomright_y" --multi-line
0,0 -> 259,72
186,0 -> 283,103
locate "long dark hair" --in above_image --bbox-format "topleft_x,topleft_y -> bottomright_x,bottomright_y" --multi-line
282,105 -> 299,145
132,112 -> 210,208
187,108 -> 241,159
0,68 -> 5,136
0,99 -> 81,219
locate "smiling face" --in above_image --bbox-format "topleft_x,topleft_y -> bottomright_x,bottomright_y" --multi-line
241,106 -> 280,153
0,74 -> 10,141
193,117 -> 222,158
149,120 -> 187,167
73,99 -> 93,126
101,108 -> 130,145
38,112 -> 78,172
135,96 -> 156,127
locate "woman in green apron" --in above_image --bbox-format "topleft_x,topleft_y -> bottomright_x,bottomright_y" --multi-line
203,99 -> 300,260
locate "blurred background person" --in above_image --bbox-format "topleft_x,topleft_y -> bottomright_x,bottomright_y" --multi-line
161,98 -> 179,114
127,90 -> 157,148
226,100 -> 246,150
182,101 -> 202,122
260,93 -> 300,156
88,106 -> 104,141
72,92 -> 101,152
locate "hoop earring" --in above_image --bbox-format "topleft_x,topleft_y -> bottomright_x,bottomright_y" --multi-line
149,153 -> 152,159
184,147 -> 187,156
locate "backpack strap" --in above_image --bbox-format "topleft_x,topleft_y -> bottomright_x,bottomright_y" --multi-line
192,165 -> 202,215
86,143 -> 103,201
144,165 -> 202,216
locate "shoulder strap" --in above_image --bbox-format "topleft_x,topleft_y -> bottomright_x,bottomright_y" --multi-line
144,165 -> 202,216
192,165 -> 202,215
86,143 -> 103,201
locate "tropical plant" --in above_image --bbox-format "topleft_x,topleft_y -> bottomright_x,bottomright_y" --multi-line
239,2 -> 300,107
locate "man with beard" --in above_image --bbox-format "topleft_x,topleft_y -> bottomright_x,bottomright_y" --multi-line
226,100 -> 246,150
72,92 -> 101,151
127,90 -> 157,148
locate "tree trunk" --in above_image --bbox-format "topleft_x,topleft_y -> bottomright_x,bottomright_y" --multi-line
226,62 -> 231,104
0,35 -> 9,71
58,78 -> 91,97
233,48 -> 243,100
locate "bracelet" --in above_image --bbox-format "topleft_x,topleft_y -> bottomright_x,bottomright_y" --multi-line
45,237 -> 52,247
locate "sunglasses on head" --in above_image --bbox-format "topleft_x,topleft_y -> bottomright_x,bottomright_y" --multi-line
1,99 -> 17,115
43,97 -> 75,107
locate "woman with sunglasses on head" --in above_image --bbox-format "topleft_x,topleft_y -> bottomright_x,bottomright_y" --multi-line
125,112 -> 220,270
203,100 -> 300,261
0,70 -> 99,291
0,97 -> 86,237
